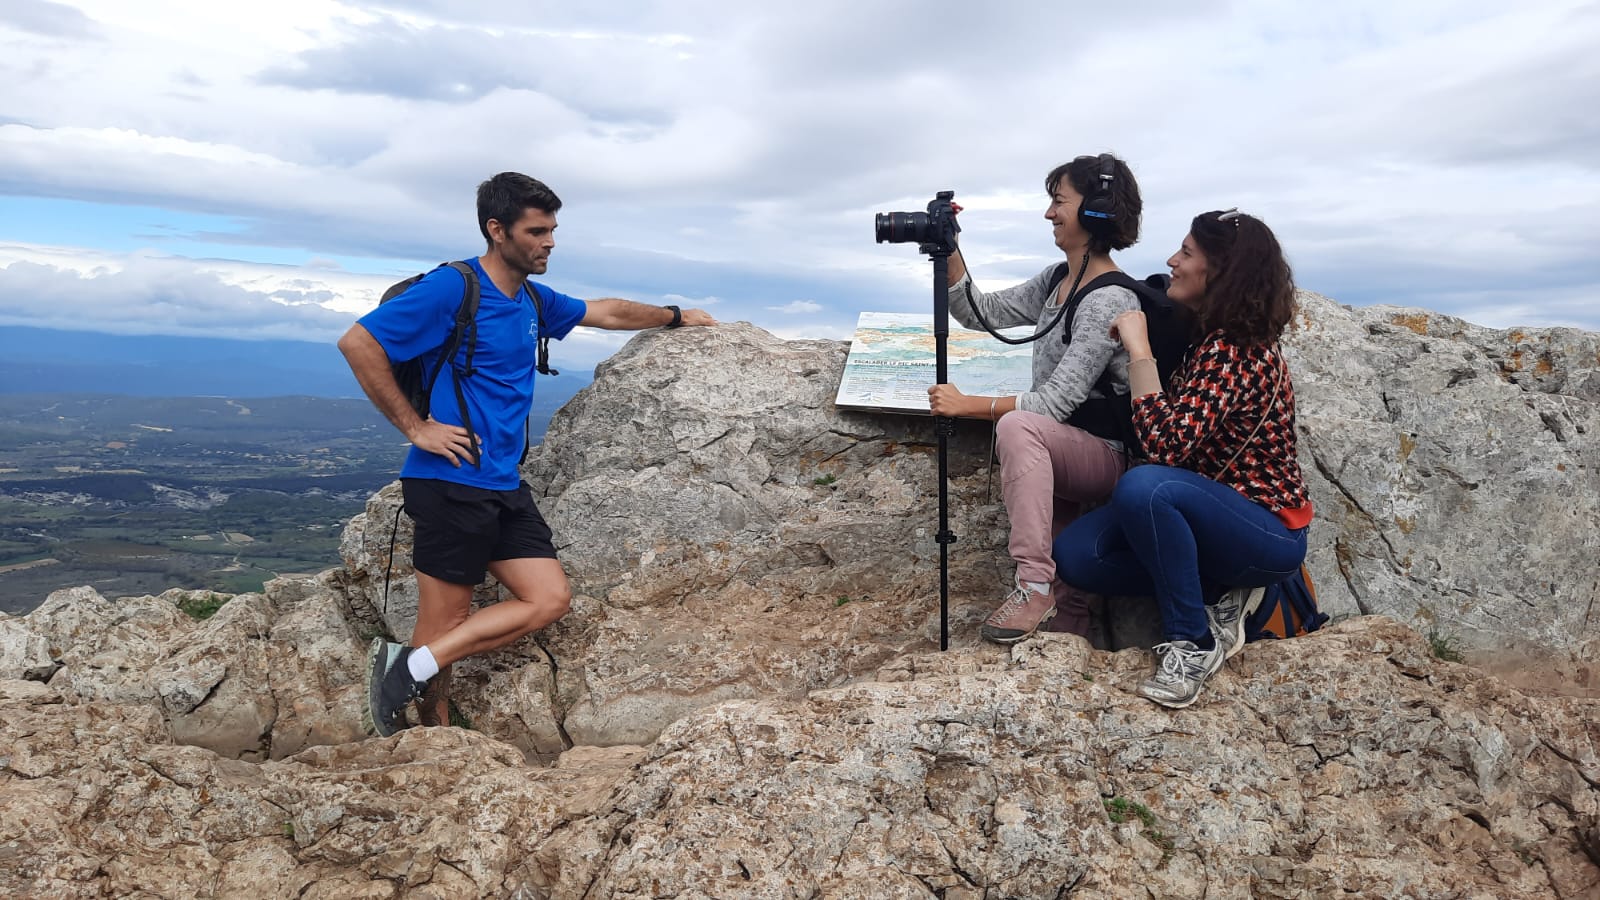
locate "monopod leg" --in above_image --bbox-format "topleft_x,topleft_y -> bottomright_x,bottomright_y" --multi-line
931,249 -> 955,651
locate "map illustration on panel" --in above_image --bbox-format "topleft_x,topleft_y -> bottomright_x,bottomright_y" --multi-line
835,312 -> 1034,414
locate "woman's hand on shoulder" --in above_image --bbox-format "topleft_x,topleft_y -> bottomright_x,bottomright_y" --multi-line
1109,310 -> 1152,359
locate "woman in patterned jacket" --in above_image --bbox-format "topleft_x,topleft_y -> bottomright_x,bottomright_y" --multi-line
1052,209 -> 1312,708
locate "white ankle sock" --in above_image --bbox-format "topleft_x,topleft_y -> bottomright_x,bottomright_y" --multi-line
1024,580 -> 1050,596
407,645 -> 439,683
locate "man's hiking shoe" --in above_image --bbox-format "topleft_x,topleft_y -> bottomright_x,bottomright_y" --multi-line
980,578 -> 1056,644
1138,639 -> 1226,709
1207,585 -> 1266,660
364,637 -> 427,737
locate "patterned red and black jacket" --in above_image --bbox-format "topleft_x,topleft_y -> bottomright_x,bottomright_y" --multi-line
1131,331 -> 1314,528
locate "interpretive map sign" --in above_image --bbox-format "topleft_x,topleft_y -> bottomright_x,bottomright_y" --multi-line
834,312 -> 1034,414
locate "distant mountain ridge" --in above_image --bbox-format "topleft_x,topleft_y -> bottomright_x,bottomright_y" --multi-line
0,325 -> 592,401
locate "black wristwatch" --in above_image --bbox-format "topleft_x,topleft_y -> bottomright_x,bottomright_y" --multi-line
663,304 -> 683,328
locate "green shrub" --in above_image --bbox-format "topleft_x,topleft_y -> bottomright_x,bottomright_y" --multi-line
1426,628 -> 1465,663
1104,797 -> 1175,863
178,592 -> 229,620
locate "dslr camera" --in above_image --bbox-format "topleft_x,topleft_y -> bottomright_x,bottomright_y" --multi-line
875,190 -> 960,255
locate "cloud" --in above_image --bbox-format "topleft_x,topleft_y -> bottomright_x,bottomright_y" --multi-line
768,300 -> 823,315
0,0 -> 99,39
1,0 -> 1598,361
663,293 -> 720,307
0,244 -> 380,340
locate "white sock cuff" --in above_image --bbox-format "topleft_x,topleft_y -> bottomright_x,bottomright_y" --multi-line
407,645 -> 440,683
1024,580 -> 1050,596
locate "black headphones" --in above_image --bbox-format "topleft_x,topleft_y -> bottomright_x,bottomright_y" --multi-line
1076,153 -> 1118,237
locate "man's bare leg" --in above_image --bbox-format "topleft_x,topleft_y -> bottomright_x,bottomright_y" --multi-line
410,572 -> 474,726
420,557 -> 570,671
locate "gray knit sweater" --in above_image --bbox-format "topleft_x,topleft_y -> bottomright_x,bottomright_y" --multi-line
947,265 -> 1137,423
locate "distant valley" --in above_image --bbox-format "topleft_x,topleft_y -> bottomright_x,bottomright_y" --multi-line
0,382 -> 590,613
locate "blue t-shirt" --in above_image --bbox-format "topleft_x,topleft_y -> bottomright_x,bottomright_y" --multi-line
358,258 -> 586,490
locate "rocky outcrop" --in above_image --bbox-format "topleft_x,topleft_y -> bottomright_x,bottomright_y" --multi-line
3,619 -> 1597,897
1288,295 -> 1600,671
4,578 -> 367,761
338,323 -> 1018,754
5,294 -> 1599,896
337,301 -> 1600,751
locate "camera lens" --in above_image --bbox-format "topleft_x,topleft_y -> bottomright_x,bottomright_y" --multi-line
875,211 -> 929,244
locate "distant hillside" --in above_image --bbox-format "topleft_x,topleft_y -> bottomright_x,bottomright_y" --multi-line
0,325 -> 594,402
0,326 -> 364,397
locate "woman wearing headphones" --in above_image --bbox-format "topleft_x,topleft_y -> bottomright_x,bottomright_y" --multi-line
929,154 -> 1144,644
1053,209 -> 1312,708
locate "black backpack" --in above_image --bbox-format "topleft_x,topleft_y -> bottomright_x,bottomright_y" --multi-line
378,261 -> 556,466
1043,265 -> 1195,457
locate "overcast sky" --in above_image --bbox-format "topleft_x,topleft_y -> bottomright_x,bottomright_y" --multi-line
2,0 -> 1596,371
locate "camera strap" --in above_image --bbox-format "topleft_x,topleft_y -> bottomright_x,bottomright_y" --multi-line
961,249 -> 1090,346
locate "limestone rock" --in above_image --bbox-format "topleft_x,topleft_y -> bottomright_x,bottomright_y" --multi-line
261,573 -> 370,758
15,580 -> 365,761
6,619 -> 1596,898
0,613 -> 56,680
152,591 -> 278,759
589,618 -> 1599,899
335,307 -> 1600,753
8,296 -> 1600,895
339,323 -> 1019,748
1286,294 -> 1600,662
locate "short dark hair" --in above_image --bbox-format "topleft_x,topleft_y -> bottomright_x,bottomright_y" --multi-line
1188,210 -> 1297,346
1044,154 -> 1142,254
477,172 -> 562,244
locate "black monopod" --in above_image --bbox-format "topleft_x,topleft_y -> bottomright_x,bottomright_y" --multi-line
874,191 -> 963,650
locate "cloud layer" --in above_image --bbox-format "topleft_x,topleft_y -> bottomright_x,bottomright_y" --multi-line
1,0 -> 1597,358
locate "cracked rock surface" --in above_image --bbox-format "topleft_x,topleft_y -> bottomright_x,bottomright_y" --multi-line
1287,294 -> 1600,690
5,301 -> 1599,897
2,620 -> 1597,897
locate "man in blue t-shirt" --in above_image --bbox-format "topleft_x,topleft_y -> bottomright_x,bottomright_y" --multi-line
339,172 -> 715,737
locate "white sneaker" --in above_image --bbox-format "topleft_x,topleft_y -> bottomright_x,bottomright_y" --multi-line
1207,586 -> 1266,660
1138,640 -> 1226,708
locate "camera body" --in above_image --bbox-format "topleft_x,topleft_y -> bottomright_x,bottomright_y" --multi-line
875,190 -> 961,255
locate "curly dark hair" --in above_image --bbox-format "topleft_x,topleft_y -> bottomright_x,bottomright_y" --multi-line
1188,210 -> 1296,346
477,172 -> 562,245
1044,154 -> 1142,255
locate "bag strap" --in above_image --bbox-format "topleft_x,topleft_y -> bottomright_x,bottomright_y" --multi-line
438,261 -> 482,467
1218,343 -> 1285,479
1060,270 -> 1143,339
519,280 -> 558,466
524,280 -> 557,377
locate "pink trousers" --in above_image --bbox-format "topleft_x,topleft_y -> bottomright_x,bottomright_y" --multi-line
996,410 -> 1130,635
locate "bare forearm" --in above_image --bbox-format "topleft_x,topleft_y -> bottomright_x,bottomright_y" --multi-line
928,385 -> 1016,420
980,394 -> 1017,419
338,325 -> 425,440
582,298 -> 678,330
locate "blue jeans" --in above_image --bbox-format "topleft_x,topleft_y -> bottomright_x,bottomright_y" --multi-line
1052,464 -> 1307,643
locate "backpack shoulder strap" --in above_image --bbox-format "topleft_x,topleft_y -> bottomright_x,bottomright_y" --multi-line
1044,262 -> 1072,300
1061,270 -> 1148,340
522,280 -> 558,377
518,281 -> 558,466
437,261 -> 482,467
437,261 -> 481,372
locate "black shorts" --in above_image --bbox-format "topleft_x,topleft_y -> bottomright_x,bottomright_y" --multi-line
401,478 -> 557,585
